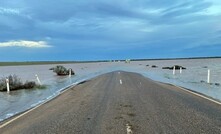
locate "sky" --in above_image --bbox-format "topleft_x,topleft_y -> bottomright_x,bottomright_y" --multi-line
0,0 -> 221,61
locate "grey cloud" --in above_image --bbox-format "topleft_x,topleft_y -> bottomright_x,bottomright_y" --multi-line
0,0 -> 220,58
161,1 -> 212,18
2,0 -> 212,27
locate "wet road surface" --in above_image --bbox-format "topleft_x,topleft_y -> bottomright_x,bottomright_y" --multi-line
1,71 -> 221,133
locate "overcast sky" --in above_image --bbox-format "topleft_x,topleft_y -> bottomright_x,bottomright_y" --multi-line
0,0 -> 221,61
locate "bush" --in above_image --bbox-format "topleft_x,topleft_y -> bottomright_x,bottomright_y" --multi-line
0,78 -> 6,91
23,81 -> 36,89
151,65 -> 158,68
162,65 -> 186,70
0,75 -> 23,91
50,65 -> 75,76
0,75 -> 45,92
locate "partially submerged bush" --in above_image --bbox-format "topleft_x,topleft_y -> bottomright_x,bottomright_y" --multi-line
0,75 -> 46,92
50,65 -> 75,76
0,75 -> 22,91
23,81 -> 36,89
162,65 -> 186,70
151,65 -> 158,68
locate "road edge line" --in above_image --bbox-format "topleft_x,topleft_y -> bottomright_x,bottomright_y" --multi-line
0,84 -> 76,129
145,76 -> 221,106
174,85 -> 221,105
142,75 -> 221,106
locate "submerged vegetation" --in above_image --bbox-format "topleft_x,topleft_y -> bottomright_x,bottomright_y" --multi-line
0,75 -> 46,92
162,65 -> 186,70
50,65 -> 75,76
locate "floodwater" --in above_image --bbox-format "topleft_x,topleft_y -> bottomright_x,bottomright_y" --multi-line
1,58 -> 221,122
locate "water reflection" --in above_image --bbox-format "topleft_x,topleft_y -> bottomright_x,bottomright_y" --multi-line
1,59 -> 221,122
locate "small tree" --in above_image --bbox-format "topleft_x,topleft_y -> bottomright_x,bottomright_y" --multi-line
0,75 -> 44,91
50,65 -> 75,76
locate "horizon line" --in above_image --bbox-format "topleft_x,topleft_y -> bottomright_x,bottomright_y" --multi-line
0,56 -> 221,63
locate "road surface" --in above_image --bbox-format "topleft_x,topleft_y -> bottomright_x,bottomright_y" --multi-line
1,71 -> 221,134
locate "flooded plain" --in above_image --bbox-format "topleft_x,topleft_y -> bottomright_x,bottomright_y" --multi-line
1,58 -> 221,122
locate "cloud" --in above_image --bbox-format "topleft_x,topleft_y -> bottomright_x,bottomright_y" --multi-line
0,40 -> 52,48
0,7 -> 20,15
0,0 -> 221,60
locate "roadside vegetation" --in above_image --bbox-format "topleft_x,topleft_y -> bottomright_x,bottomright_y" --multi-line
50,65 -> 75,76
0,75 -> 46,91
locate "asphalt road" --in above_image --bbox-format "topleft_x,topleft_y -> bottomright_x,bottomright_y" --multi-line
1,71 -> 221,134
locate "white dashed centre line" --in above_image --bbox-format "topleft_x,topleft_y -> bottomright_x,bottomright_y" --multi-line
120,79 -> 122,84
126,124 -> 133,134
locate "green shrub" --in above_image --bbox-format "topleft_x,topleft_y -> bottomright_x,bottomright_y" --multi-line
50,65 -> 75,76
23,81 -> 36,89
0,75 -> 46,92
